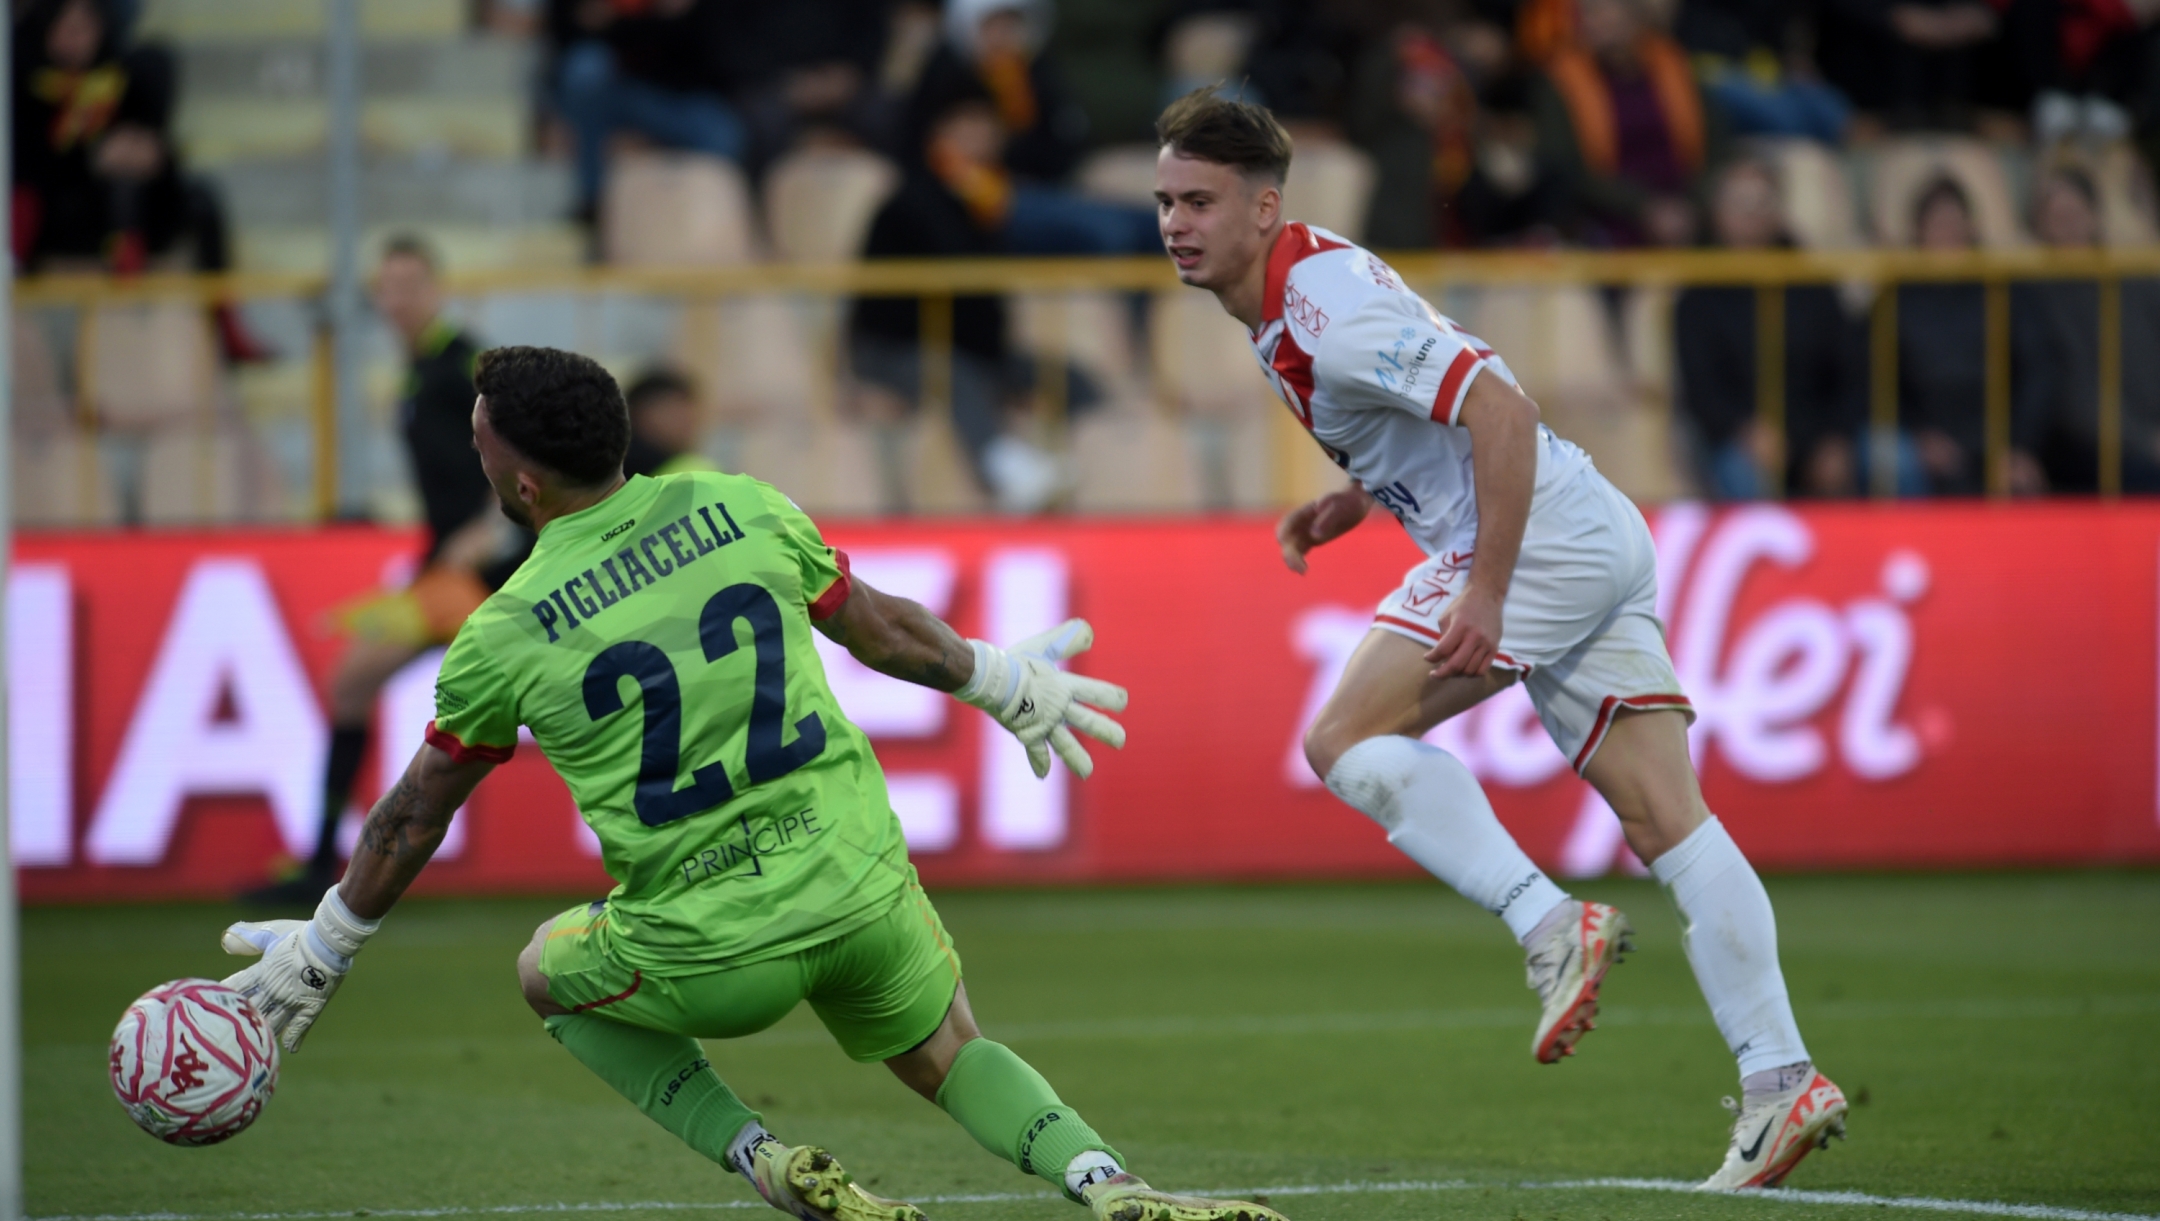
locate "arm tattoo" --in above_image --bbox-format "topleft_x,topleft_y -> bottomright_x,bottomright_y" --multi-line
874,634 -> 972,691
356,772 -> 451,866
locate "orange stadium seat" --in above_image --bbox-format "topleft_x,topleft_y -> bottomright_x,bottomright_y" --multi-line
762,148 -> 900,264
1866,136 -> 2024,247
603,152 -> 758,266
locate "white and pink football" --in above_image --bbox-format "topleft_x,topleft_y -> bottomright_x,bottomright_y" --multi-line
109,978 -> 279,1146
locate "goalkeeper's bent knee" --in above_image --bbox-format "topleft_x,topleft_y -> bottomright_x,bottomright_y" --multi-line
934,1038 -> 1120,1197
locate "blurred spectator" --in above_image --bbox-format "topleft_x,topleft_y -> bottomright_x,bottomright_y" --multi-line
2024,1 -> 2159,152
1674,159 -> 1864,497
548,0 -> 745,217
1893,175 -> 1987,494
1159,6 -> 1263,108
1814,0 -> 2003,128
1674,0 -> 1852,140
918,0 -> 1085,181
623,367 -> 720,478
727,0 -> 901,169
1533,0 -> 1726,247
1351,19 -> 1564,247
2010,165 -> 2160,493
908,0 -> 1158,253
849,92 -> 1087,512
12,0 -> 263,358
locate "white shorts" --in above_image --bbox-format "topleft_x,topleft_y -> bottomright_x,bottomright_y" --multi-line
1373,470 -> 1694,774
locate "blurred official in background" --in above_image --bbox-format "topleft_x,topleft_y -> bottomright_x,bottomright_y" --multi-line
242,235 -> 534,905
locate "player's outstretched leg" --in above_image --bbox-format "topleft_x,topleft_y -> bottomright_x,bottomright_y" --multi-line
894,988 -> 1288,1220
1306,635 -> 1630,1063
518,921 -> 926,1220
1328,735 -> 1632,1063
1582,709 -> 1849,1188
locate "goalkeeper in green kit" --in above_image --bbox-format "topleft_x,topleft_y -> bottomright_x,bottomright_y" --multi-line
215,346 -> 1287,1221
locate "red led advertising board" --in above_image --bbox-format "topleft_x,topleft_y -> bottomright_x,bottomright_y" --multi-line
13,501 -> 2159,902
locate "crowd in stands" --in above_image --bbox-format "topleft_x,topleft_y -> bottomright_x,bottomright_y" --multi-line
14,0 -> 2160,507
11,0 -> 266,360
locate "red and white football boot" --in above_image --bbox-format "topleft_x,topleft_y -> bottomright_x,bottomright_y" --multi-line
1699,1069 -> 1850,1190
1525,899 -> 1633,1064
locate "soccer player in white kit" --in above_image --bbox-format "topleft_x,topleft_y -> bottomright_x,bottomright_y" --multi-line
1150,89 -> 1850,1189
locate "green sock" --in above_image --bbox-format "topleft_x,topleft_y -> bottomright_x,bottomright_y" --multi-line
545,1013 -> 761,1169
935,1038 -> 1122,1198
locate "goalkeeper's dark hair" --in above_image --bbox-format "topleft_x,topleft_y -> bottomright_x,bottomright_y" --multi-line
1156,86 -> 1294,184
474,346 -> 629,488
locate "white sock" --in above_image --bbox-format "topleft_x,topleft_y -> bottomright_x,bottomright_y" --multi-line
1326,735 -> 1570,942
727,1120 -> 776,1184
1649,817 -> 1810,1078
1064,1150 -> 1125,1197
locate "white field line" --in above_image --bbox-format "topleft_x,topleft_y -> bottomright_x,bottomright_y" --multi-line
31,1176 -> 2160,1221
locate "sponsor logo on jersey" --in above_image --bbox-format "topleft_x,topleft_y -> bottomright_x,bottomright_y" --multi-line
676,808 -> 824,885
530,501 -> 749,644
1366,254 -> 1405,293
601,519 -> 636,542
1371,481 -> 1428,527
1282,284 -> 1329,339
1375,327 -> 1438,399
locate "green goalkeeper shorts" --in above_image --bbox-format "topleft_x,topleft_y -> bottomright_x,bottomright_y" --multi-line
538,874 -> 963,1063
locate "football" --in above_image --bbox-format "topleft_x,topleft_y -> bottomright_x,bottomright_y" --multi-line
109,979 -> 280,1146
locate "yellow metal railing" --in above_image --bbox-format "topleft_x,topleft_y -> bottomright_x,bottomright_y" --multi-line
20,247 -> 2160,520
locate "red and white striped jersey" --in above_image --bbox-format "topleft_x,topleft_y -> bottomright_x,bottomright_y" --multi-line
1248,223 -> 1592,558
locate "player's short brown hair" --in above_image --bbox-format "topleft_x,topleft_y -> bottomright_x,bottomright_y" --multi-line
475,345 -> 629,487
1156,87 -> 1293,184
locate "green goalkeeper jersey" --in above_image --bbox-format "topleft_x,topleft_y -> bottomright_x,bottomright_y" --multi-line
428,471 -> 908,974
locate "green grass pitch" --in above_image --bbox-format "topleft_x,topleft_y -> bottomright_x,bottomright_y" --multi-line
27,872 -> 2160,1220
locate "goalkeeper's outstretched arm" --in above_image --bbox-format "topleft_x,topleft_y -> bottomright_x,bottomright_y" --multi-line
816,575 -> 1129,779
219,744 -> 491,1052
814,576 -> 976,691
341,744 -> 496,919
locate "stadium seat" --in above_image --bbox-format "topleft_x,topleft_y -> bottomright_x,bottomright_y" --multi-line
762,148 -> 900,264
603,152 -> 759,266
1283,140 -> 1377,243
1076,145 -> 1161,207
672,297 -> 820,427
11,314 -> 119,526
1148,286 -> 1273,419
140,427 -> 259,524
2067,142 -> 2160,247
1454,284 -> 1681,500
1866,137 -> 2025,247
90,302 -> 219,431
1012,291 -> 1141,398
735,413 -> 889,517
1070,406 -> 1204,512
1750,137 -> 1862,249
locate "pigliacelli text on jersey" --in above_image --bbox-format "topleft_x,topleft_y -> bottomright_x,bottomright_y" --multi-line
531,501 -> 748,643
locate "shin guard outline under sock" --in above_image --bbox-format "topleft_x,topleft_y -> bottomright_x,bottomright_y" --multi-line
544,1013 -> 760,1169
934,1038 -> 1120,1198
1649,817 -> 1810,1078
1327,735 -> 1570,941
